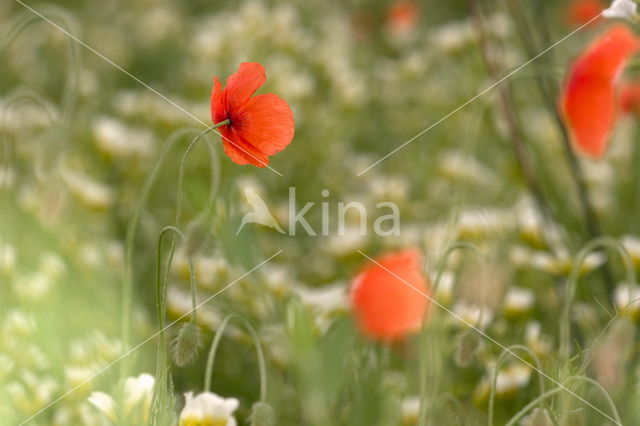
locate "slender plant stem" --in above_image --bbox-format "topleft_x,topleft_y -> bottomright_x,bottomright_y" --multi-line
469,0 -> 555,230
204,314 -> 268,402
418,240 -> 486,425
505,0 -> 616,299
504,375 -> 621,426
159,120 -> 226,330
151,226 -> 187,423
488,345 -> 545,426
119,121 -> 226,382
560,237 -> 635,363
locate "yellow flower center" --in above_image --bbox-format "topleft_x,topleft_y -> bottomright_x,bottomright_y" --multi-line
179,415 -> 228,426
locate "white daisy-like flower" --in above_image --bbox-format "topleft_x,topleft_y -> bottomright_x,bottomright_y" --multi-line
603,0 -> 637,20
401,396 -> 421,424
88,373 -> 154,421
614,283 -> 640,314
60,166 -> 113,211
621,234 -> 640,266
452,302 -> 494,329
493,364 -> 532,394
525,321 -> 551,355
0,244 -> 16,273
503,287 -> 535,317
179,391 -> 239,426
92,116 -> 153,160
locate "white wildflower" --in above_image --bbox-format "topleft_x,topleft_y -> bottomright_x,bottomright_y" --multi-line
92,117 -> 153,160
0,244 -> 16,273
503,287 -> 535,317
603,0 -> 637,20
401,396 -> 421,424
61,166 -> 113,211
179,391 -> 239,426
614,283 -> 640,314
452,302 -> 494,329
493,364 -> 531,394
88,373 -> 155,422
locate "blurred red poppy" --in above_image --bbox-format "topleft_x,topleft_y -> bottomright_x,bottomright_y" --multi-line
350,249 -> 430,341
211,62 -> 294,167
560,25 -> 639,158
387,1 -> 420,35
566,0 -> 604,26
620,81 -> 640,114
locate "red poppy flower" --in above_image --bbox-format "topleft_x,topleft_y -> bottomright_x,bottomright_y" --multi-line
387,1 -> 420,35
620,81 -> 640,114
210,62 -> 294,167
560,25 -> 639,158
350,249 -> 430,341
566,0 -> 604,26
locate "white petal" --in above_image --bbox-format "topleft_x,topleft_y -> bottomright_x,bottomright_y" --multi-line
88,392 -> 116,420
603,0 -> 637,20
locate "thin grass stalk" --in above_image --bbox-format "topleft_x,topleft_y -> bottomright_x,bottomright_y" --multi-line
151,226 -> 188,424
419,240 -> 487,425
560,237 -> 636,364
504,375 -> 622,426
204,314 -> 268,402
488,344 -> 546,426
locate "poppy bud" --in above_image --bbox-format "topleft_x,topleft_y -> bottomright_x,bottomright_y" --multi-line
184,219 -> 208,257
454,329 -> 481,367
522,408 -> 554,426
249,401 -> 275,426
171,323 -> 202,367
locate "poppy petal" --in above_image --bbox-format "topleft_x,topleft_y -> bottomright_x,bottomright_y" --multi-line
561,25 -> 639,158
350,249 -> 429,340
210,77 -> 227,125
224,62 -> 266,112
232,93 -> 295,156
219,127 -> 270,167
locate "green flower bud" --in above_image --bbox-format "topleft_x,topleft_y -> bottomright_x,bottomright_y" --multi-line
172,323 -> 202,367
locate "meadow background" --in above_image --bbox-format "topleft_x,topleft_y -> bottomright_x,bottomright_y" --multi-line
2,0 -> 640,424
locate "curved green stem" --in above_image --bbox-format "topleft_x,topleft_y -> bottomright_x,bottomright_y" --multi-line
0,6 -> 80,133
204,314 -> 268,402
560,237 -> 635,363
504,375 -> 621,426
419,240 -> 486,425
488,344 -> 545,426
160,121 -> 225,328
120,127 -> 211,378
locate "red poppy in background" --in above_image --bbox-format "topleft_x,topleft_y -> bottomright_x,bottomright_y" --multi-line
560,25 -> 639,158
350,249 -> 430,341
566,0 -> 604,26
211,62 -> 294,167
620,82 -> 640,114
387,1 -> 420,35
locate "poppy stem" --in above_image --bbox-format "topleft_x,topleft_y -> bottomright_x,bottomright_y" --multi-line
211,119 -> 231,130
204,315 -> 268,402
151,226 -> 186,424
468,0 -> 555,228
505,0 -> 616,301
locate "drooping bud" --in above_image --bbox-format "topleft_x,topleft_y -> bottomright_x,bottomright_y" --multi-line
171,323 -> 202,367
249,401 -> 275,426
454,329 -> 481,367
184,219 -> 209,257
521,408 -> 554,426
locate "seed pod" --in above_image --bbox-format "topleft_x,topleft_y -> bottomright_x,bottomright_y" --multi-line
250,401 -> 275,426
171,323 -> 202,367
184,219 -> 209,257
454,329 -> 480,367
522,408 -> 554,426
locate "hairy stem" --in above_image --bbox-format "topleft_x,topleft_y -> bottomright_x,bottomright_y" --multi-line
204,314 -> 268,402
